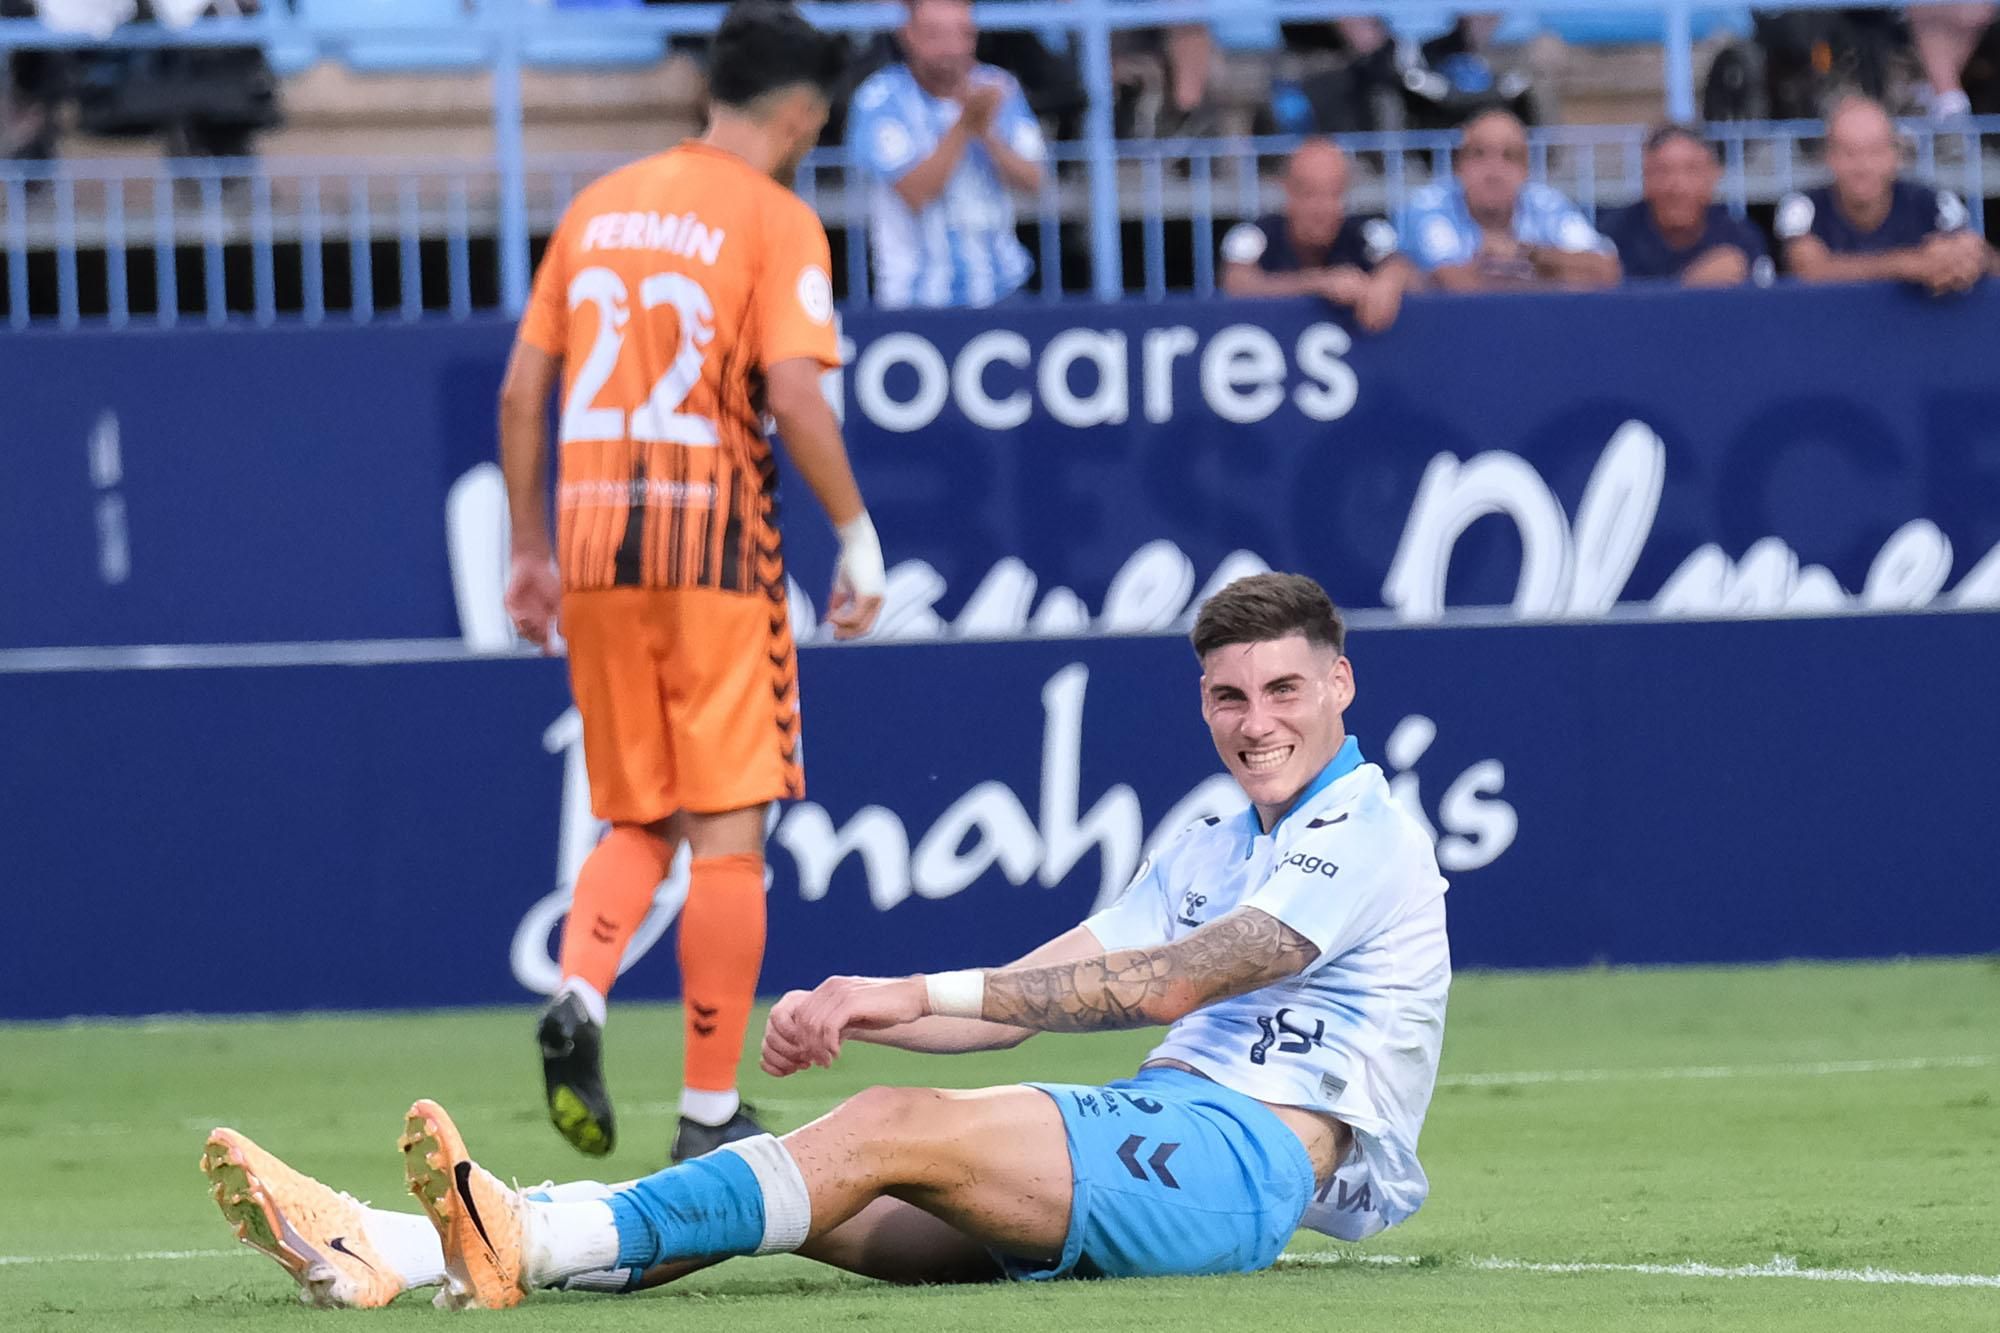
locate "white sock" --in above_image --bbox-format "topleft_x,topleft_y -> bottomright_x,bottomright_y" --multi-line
679,1086 -> 740,1127
524,1200 -> 621,1287
559,1268 -> 642,1292
527,1178 -> 625,1204
359,1206 -> 446,1288
557,978 -> 608,1028
719,1134 -> 812,1255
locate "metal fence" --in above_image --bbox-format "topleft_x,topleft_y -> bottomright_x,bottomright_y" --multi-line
0,1 -> 1988,328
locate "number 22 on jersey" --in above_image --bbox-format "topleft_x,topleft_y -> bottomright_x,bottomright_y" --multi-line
561,266 -> 720,448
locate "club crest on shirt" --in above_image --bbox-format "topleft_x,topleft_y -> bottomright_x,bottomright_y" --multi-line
1176,889 -> 1208,927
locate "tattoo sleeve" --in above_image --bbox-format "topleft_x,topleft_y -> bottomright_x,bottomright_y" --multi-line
980,907 -> 1319,1032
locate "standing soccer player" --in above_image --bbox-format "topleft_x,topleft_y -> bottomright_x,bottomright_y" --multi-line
500,1 -> 885,1163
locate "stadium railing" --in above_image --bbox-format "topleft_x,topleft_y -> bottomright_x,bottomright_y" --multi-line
0,1 -> 1989,328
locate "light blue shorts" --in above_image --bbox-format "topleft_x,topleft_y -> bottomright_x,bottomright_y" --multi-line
1001,1067 -> 1317,1281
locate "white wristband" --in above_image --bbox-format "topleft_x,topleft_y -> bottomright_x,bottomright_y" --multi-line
835,512 -> 886,600
924,969 -> 987,1020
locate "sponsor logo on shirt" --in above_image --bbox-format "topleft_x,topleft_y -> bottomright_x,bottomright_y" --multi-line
1281,852 -> 1340,879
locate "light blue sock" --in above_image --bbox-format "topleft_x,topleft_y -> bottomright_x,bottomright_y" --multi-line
607,1150 -> 767,1270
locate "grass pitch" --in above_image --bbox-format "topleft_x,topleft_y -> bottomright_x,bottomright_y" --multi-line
2,959 -> 1996,1331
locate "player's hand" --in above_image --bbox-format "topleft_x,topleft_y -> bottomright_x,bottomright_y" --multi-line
790,975 -> 927,1068
759,990 -> 816,1077
505,549 -> 560,652
826,574 -> 883,640
828,512 -> 885,641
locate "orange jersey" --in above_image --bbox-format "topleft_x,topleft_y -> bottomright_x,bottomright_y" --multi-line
517,142 -> 841,593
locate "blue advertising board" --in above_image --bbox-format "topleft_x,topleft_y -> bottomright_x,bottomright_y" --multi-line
5,284 -> 2000,651
4,609 -> 1996,1019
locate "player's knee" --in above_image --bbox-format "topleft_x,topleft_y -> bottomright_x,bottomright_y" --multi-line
605,820 -> 671,852
835,1085 -> 952,1147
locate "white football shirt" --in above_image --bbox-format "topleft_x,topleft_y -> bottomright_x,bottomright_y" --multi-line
1084,737 -> 1451,1240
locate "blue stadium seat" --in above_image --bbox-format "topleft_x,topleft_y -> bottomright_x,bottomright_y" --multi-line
300,0 -> 489,74
525,0 -> 665,70
1212,0 -> 1280,54
263,24 -> 321,79
1537,8 -> 1754,46
1387,15 -> 1457,44
1397,9 -> 1753,48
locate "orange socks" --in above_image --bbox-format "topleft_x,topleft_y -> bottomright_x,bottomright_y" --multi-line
676,852 -> 767,1099
561,834 -> 766,1109
558,824 -> 674,1002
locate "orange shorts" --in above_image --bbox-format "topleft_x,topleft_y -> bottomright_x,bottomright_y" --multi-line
561,586 -> 803,824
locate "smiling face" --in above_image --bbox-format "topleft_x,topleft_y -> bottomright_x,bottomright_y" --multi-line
1200,632 -> 1356,831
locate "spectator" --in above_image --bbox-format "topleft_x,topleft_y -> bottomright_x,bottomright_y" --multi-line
1111,21 -> 1217,139
1161,23 -> 1215,137
1598,124 -> 1772,288
829,10 -> 1082,145
1219,138 -> 1417,332
1776,95 -> 1998,295
2,0 -> 61,163
1396,107 -> 1619,291
1909,3 -> 1997,121
847,0 -> 1046,308
1275,13 -> 1531,136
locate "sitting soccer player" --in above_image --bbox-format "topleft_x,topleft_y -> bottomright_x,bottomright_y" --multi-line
200,572 -> 1452,1308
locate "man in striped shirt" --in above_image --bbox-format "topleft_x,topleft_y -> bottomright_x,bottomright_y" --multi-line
847,0 -> 1047,308
1396,108 -> 1619,291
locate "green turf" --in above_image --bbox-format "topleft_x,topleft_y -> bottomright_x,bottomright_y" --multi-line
3,958 -> 1996,1331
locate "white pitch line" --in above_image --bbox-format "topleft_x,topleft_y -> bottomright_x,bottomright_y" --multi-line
5,1246 -> 1995,1290
1438,1053 -> 1994,1089
0,1248 -> 246,1267
1278,1251 -> 2000,1289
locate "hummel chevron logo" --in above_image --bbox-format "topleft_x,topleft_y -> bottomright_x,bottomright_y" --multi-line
1305,813 -> 1350,829
1114,1135 -> 1181,1189
327,1235 -> 376,1271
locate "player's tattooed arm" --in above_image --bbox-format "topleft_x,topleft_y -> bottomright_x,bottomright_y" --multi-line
980,907 -> 1317,1032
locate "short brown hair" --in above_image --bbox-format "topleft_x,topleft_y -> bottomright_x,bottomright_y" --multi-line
1190,572 -> 1346,660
